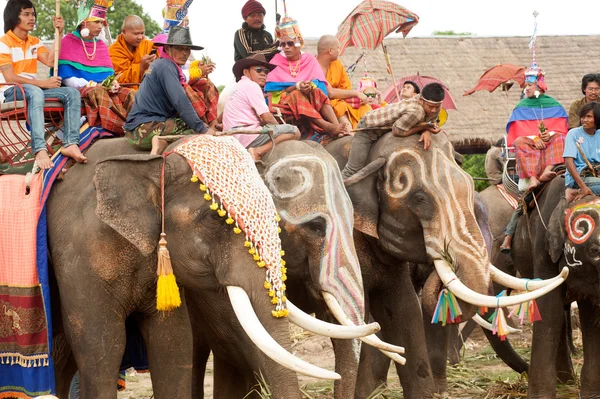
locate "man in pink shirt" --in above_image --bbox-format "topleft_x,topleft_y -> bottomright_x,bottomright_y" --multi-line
223,53 -> 299,160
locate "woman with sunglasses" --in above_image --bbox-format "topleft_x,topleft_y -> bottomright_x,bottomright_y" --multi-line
263,14 -> 349,144
568,73 -> 600,129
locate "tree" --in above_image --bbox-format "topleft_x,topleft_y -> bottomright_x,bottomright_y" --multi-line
462,154 -> 490,192
432,30 -> 473,36
33,0 -> 161,41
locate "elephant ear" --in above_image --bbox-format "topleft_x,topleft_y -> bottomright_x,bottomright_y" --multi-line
94,154 -> 164,257
546,197 -> 567,263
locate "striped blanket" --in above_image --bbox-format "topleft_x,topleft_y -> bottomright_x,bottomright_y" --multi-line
0,124 -> 113,398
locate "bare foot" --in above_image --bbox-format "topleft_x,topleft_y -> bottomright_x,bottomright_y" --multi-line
247,147 -> 261,161
35,150 -> 54,170
527,176 -> 541,191
150,135 -> 169,155
565,188 -> 579,203
329,122 -> 348,138
539,170 -> 557,182
61,145 -> 87,164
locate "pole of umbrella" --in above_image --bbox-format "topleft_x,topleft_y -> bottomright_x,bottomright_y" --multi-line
381,41 -> 400,101
53,0 -> 60,77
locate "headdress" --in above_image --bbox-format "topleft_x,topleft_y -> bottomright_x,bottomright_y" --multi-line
524,11 -> 548,92
242,0 -> 266,20
76,0 -> 111,27
233,53 -> 276,82
162,0 -> 193,34
275,2 -> 303,48
358,75 -> 377,93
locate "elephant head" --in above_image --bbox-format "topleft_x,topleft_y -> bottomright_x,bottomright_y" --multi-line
548,196 -> 600,304
91,140 -> 341,386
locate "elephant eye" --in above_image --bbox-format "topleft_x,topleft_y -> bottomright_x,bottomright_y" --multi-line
303,217 -> 327,238
586,244 -> 600,260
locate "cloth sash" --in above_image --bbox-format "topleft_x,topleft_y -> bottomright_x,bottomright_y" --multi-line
57,32 -> 114,84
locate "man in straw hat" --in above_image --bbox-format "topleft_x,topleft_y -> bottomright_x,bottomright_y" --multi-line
223,53 -> 299,160
341,83 -> 445,180
124,26 -> 215,155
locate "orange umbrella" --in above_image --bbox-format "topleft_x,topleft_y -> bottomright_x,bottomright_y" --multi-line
464,64 -> 526,96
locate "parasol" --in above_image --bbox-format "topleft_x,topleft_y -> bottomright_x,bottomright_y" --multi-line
381,73 -> 457,111
464,64 -> 526,96
336,0 -> 419,100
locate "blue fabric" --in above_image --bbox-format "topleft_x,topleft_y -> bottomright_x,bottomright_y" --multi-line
57,63 -> 112,84
264,79 -> 329,96
506,105 -> 568,127
563,126 -> 600,187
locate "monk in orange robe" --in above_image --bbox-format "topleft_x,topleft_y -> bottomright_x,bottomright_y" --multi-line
317,35 -> 372,129
109,15 -> 156,87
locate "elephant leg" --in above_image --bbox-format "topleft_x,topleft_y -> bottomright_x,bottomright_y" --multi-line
369,270 -> 436,398
330,338 -> 360,399
578,299 -> 600,398
422,316 -> 449,394
565,306 -> 578,355
191,335 -> 211,398
52,331 -> 78,399
213,354 -> 252,399
555,312 -> 575,384
140,302 -> 193,399
528,287 -> 565,398
355,337 -> 390,399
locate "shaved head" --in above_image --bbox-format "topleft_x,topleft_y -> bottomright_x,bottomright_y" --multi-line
317,35 -> 339,54
122,15 -> 145,31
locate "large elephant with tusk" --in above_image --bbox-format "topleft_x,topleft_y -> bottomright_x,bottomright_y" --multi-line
47,137 -> 347,399
187,140 -> 404,398
325,132 -> 567,397
480,177 -> 600,399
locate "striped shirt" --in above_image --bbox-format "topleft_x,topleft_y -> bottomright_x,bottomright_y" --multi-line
0,30 -> 48,99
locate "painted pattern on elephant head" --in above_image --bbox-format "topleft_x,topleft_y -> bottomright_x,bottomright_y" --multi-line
380,139 -> 489,282
264,153 -> 365,326
564,198 -> 600,265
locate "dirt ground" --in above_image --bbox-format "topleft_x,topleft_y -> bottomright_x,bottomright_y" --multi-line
117,315 -> 584,399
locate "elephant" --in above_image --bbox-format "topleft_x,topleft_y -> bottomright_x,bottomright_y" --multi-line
46,137 -> 355,399
187,140 -> 404,398
480,177 -> 600,399
324,131 -> 565,398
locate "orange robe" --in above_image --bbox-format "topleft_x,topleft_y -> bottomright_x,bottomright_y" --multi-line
326,59 -> 372,129
109,34 -> 155,87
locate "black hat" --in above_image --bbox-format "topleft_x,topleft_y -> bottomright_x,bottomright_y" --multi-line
232,53 -> 276,82
154,26 -> 204,51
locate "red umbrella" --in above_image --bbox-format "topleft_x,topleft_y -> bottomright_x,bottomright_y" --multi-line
336,0 -> 419,99
381,73 -> 458,111
464,64 -> 526,96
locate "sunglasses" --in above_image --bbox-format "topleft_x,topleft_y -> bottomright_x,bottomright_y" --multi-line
253,67 -> 270,75
364,92 -> 378,98
280,41 -> 296,48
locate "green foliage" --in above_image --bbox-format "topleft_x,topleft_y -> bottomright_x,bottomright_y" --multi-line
462,154 -> 490,192
432,30 -> 473,36
33,0 -> 161,41
217,85 -> 225,93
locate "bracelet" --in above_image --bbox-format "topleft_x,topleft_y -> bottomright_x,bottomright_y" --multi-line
295,81 -> 301,90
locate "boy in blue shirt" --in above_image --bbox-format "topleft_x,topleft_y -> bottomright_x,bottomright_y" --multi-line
564,102 -> 600,202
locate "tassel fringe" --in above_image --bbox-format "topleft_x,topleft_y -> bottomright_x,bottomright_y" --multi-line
488,306 -> 509,341
156,233 -> 182,311
508,298 -> 542,324
431,288 -> 463,326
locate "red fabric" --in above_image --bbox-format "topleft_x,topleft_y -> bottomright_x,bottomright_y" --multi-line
269,88 -> 330,139
242,0 -> 266,19
506,118 -> 568,147
79,86 -> 135,136
514,133 -> 565,179
184,78 -> 219,124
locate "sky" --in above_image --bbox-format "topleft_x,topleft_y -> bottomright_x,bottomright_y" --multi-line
1,0 -> 600,86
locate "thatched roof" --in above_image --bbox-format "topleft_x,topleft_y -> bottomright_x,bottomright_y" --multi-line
305,35 -> 600,153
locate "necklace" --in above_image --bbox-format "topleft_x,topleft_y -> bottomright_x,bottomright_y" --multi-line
80,37 -> 97,60
288,59 -> 300,77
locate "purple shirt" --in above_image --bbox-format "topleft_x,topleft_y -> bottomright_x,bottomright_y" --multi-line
223,76 -> 270,147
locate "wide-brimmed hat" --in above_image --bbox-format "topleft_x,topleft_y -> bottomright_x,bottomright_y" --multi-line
233,53 -> 276,82
154,26 -> 204,51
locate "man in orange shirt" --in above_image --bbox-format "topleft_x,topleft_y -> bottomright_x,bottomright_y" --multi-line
0,0 -> 86,169
108,15 -> 156,87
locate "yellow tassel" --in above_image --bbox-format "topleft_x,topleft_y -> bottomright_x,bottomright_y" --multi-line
257,261 -> 266,267
253,254 -> 260,261
282,274 -> 287,281
282,296 -> 287,302
280,250 -> 285,256
244,241 -> 251,247
204,193 -> 212,201
281,266 -> 287,274
226,217 -> 234,225
210,203 -> 218,211
200,184 -> 207,191
249,247 -> 256,255
281,260 -> 286,266
271,296 -> 279,304
264,281 -> 272,289
277,227 -> 282,233
218,209 -> 227,217
190,175 -> 199,183
276,214 -> 281,222
156,233 -> 182,311
233,227 -> 242,234
269,289 -> 275,297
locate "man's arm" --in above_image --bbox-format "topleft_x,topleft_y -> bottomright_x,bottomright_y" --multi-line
328,86 -> 367,101
565,157 -> 593,197
0,64 -> 60,88
37,16 -> 64,67
260,112 -> 279,125
160,65 -> 208,133
234,30 -> 249,62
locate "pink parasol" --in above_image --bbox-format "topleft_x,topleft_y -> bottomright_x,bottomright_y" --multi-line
382,73 -> 457,111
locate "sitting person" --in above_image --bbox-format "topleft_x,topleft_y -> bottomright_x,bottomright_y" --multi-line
223,54 -> 300,160
484,139 -> 505,186
108,15 -> 156,87
316,34 -> 371,129
124,26 -> 215,155
234,0 -> 278,62
357,75 -> 387,110
0,0 -> 86,169
564,102 -> 600,202
400,80 -> 420,100
505,64 -> 568,191
341,83 -> 445,179
568,73 -> 600,129
56,0 -> 135,135
264,14 -> 348,143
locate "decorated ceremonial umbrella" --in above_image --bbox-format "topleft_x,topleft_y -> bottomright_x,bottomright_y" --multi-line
336,0 -> 419,100
381,73 -> 457,110
464,64 -> 526,96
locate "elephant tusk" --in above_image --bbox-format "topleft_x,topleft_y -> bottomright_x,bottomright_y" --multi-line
434,260 -> 569,308
472,314 -> 522,334
226,286 -> 341,380
489,264 -> 569,291
321,292 -> 407,365
287,300 -> 381,339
